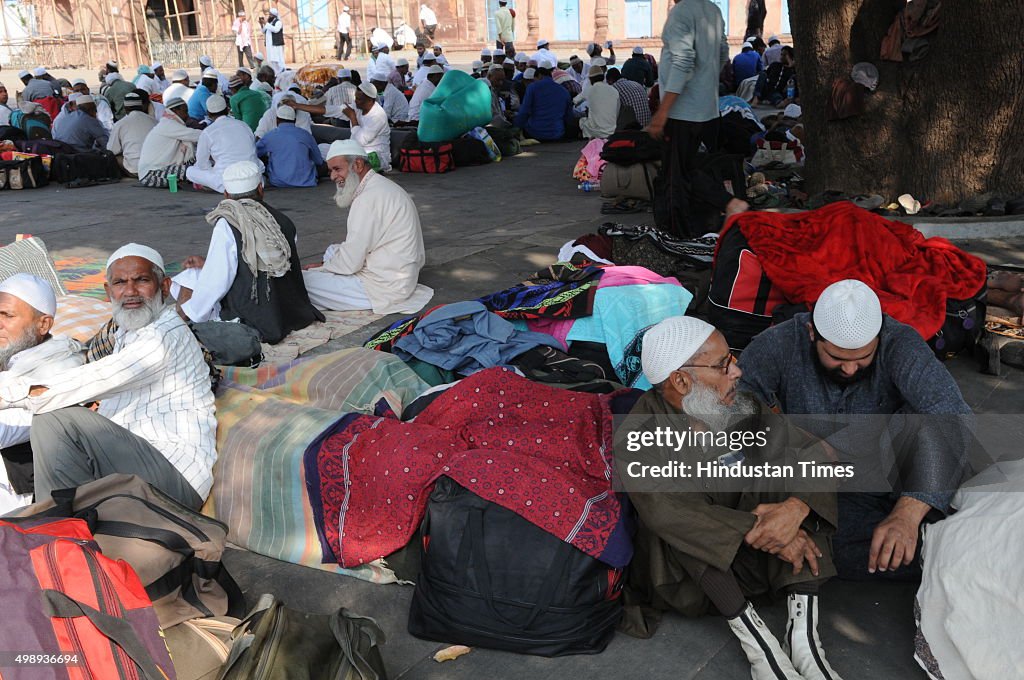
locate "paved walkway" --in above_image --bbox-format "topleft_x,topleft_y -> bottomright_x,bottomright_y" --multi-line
4,143 -> 1021,679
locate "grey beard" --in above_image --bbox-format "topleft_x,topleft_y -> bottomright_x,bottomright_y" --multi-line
112,294 -> 166,331
681,381 -> 757,434
334,175 -> 360,209
0,327 -> 40,370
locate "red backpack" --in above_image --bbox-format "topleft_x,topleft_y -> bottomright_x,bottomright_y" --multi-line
708,220 -> 793,350
0,517 -> 176,679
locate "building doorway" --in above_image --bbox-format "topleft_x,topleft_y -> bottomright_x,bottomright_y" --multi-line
553,0 -> 579,41
625,0 -> 651,37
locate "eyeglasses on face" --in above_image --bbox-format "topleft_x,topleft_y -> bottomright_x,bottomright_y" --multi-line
677,352 -> 736,375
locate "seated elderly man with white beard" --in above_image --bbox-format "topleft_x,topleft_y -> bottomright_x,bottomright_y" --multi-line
0,274 -> 83,512
0,244 -> 217,510
616,316 -> 845,680
302,140 -> 433,314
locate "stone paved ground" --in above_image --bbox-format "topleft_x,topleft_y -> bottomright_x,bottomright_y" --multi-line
4,142 -> 1021,679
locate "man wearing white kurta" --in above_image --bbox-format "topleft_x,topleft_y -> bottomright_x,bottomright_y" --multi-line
303,140 -> 433,314
575,66 -> 620,139
412,52 -> 438,86
372,76 -> 410,123
408,65 -> 443,120
0,274 -> 83,513
107,93 -> 157,176
288,83 -> 392,171
162,70 -> 195,106
186,94 -> 264,192
531,39 -> 557,65
0,245 -> 216,509
138,96 -> 202,177
261,8 -> 286,72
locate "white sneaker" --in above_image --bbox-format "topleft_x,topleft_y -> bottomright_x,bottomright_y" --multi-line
784,593 -> 844,680
728,602 -> 806,680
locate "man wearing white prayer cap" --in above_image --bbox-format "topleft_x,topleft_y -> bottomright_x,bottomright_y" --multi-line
390,57 -> 412,90
1,244 -> 217,510
107,91 -> 157,177
254,103 -> 323,187
301,139 -> 432,315
369,68 -> 410,123
531,39 -> 556,66
285,76 -> 393,170
261,6 -> 286,72
53,92 -> 109,153
162,68 -> 194,107
186,91 -> 263,192
621,314 -> 844,680
21,65 -> 61,101
173,160 -> 322,344
739,278 -> 974,582
0,274 -> 82,513
69,77 -> 115,130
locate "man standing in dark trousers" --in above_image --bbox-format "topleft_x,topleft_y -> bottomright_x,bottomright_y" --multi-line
647,0 -> 747,238
337,5 -> 354,60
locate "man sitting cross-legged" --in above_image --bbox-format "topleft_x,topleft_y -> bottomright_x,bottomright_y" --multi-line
0,244 -> 217,510
172,160 -> 325,344
302,140 -> 433,315
618,315 -> 845,680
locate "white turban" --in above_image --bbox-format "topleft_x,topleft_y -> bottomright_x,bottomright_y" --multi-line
812,280 -> 883,349
326,139 -> 367,160
105,72 -> 123,85
357,82 -> 378,99
32,66 -> 47,77
641,316 -> 716,385
269,7 -> 279,15
199,55 -> 213,66
222,160 -> 264,195
106,244 -> 166,273
0,273 -> 57,316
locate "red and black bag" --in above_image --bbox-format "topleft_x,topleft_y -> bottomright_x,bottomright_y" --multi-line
399,138 -> 455,174
599,129 -> 664,166
0,516 -> 176,679
708,219 -> 792,350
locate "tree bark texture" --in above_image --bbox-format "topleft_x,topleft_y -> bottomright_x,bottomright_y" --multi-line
789,0 -> 1024,202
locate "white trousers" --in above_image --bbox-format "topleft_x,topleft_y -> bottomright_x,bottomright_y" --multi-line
185,165 -> 225,193
302,269 -> 373,311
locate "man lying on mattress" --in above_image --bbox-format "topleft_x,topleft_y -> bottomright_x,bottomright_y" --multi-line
738,279 -> 973,582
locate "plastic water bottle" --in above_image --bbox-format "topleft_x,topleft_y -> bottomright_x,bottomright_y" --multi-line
578,181 -> 593,192
786,77 -> 796,101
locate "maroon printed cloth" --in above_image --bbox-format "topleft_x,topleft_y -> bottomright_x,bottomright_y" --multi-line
312,367 -> 626,568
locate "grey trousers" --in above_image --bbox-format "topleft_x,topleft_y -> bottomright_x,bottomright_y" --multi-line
30,407 -> 203,510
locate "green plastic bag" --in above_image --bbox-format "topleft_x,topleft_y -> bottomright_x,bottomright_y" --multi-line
417,70 -> 494,143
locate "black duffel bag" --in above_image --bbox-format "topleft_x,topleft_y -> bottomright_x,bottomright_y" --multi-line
451,136 -> 491,167
408,476 -> 622,657
51,149 -> 122,184
599,129 -> 665,165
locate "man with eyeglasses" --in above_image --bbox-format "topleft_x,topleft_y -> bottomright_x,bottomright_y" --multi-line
738,279 -> 973,584
617,315 -> 844,680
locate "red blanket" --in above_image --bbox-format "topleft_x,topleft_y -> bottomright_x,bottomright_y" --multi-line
312,368 -> 626,568
731,202 -> 987,339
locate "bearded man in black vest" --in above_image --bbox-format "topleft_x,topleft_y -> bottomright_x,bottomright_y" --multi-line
171,160 -> 324,344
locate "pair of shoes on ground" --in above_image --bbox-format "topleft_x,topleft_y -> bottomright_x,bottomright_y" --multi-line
728,594 -> 844,680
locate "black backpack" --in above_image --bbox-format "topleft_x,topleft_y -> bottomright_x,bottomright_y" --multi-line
51,150 -> 122,184
599,129 -> 664,165
451,136 -> 491,167
929,282 -> 987,360
408,476 -> 622,657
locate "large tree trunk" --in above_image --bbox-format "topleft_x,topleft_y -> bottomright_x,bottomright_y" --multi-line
790,0 -> 1024,203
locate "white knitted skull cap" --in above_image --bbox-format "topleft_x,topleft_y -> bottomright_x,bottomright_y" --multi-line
641,316 -> 716,385
812,279 -> 883,349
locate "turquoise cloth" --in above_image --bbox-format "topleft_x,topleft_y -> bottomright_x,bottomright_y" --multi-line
565,284 -> 694,389
417,70 -> 493,143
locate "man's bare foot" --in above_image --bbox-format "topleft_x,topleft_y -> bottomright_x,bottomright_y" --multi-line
725,198 -> 750,219
988,270 -> 1024,292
